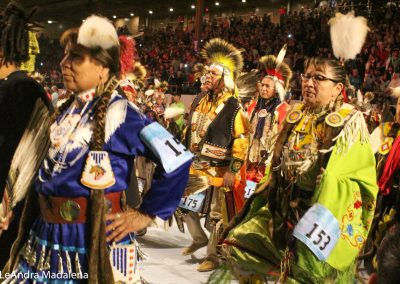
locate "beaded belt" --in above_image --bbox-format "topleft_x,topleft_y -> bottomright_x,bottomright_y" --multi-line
39,191 -> 123,224
192,158 -> 230,170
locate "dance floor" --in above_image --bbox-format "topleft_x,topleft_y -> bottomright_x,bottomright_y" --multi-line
138,218 -> 215,284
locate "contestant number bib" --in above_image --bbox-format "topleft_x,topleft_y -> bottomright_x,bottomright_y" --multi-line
293,203 -> 340,261
244,180 -> 257,199
140,122 -> 193,174
179,192 -> 205,212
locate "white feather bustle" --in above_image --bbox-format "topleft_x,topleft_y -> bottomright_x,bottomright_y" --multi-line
328,11 -> 369,60
78,15 -> 119,50
164,106 -> 185,119
224,76 -> 235,92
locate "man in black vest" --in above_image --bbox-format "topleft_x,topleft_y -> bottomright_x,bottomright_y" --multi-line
181,38 -> 250,272
0,2 -> 51,268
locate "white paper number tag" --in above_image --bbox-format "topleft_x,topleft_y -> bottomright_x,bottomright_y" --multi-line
244,180 -> 257,199
140,122 -> 193,174
293,203 -> 341,261
179,192 -> 206,212
81,151 -> 116,189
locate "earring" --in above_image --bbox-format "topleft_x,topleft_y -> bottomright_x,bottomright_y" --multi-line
328,94 -> 335,110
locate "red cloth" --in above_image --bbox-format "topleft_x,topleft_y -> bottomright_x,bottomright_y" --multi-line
276,101 -> 290,125
247,100 -> 257,116
378,135 -> 400,195
233,165 -> 247,213
266,69 -> 284,81
342,88 -> 349,103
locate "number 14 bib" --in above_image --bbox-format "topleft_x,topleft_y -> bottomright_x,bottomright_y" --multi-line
293,203 -> 341,261
140,122 -> 193,174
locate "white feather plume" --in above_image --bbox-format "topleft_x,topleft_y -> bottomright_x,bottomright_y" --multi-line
275,81 -> 285,102
164,106 -> 185,119
78,15 -> 119,50
328,11 -> 369,60
391,86 -> 400,98
276,44 -> 287,67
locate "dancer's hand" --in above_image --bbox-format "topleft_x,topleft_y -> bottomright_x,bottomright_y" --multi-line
0,211 -> 13,234
223,171 -> 235,188
105,207 -> 153,242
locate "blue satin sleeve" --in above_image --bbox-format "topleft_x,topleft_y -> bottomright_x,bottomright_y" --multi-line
107,102 -> 190,220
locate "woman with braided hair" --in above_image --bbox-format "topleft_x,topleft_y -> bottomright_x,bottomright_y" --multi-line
3,15 -> 191,283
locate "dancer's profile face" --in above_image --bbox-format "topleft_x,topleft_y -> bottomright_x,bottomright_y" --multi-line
204,65 -> 224,92
259,77 -> 275,99
60,43 -> 109,93
301,64 -> 343,109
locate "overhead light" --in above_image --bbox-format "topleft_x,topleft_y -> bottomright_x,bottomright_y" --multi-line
47,20 -> 53,24
113,15 -> 117,19
149,10 -> 153,14
130,13 -> 134,16
169,8 -> 174,12
124,18 -> 129,21
191,4 -> 195,9
215,2 -> 220,6
242,0 -> 246,2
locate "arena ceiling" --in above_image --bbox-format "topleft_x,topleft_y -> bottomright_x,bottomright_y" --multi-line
0,0 -> 388,26
1,0 -> 294,25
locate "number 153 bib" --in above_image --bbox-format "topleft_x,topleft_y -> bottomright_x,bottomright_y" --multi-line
293,203 -> 341,261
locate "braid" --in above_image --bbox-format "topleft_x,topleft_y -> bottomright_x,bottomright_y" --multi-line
0,2 -> 34,65
90,76 -> 119,150
87,76 -> 119,283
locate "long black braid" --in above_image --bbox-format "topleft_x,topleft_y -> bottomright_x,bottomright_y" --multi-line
0,1 -> 40,65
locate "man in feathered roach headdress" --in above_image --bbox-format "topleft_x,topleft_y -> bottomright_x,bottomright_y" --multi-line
246,45 -> 292,186
0,1 -> 51,268
181,38 -> 250,272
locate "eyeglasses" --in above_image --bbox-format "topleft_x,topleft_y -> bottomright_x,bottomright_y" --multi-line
300,73 -> 339,84
205,70 -> 222,78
